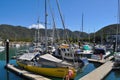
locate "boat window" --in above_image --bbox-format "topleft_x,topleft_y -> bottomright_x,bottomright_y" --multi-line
68,53 -> 69,56
65,53 -> 67,56
62,49 -> 64,51
63,49 -> 65,51
67,49 -> 69,51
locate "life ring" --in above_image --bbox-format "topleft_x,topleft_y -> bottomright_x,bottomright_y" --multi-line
68,69 -> 73,78
65,69 -> 73,80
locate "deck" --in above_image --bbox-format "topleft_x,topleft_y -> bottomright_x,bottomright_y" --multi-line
5,64 -> 51,80
80,61 -> 113,80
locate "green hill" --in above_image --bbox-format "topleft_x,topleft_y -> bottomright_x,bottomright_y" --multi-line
90,24 -> 120,43
0,24 -> 88,42
0,24 -> 119,42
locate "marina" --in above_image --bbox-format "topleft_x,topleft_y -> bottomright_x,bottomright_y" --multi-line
0,45 -> 119,80
0,0 -> 120,80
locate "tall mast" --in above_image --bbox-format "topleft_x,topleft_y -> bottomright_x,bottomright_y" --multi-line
78,13 -> 84,47
48,0 -> 56,45
116,0 -> 120,52
56,0 -> 68,41
56,0 -> 76,63
45,0 -> 48,50
94,27 -> 96,45
81,13 -> 84,44
37,17 -> 40,45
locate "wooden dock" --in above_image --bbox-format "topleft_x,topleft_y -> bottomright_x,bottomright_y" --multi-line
80,61 -> 113,80
5,64 -> 51,80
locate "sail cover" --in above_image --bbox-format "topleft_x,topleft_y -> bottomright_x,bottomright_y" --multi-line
39,54 -> 72,65
18,53 -> 39,61
39,54 -> 62,62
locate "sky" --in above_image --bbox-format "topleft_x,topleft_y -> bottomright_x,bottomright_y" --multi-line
0,0 -> 119,33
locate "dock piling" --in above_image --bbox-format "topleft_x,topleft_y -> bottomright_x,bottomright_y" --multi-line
6,39 -> 9,65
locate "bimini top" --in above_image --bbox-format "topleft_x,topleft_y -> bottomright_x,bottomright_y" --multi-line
18,53 -> 39,61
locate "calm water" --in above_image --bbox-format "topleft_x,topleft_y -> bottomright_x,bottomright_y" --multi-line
0,46 -> 120,80
104,70 -> 120,80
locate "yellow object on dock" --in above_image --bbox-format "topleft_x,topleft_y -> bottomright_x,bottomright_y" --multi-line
80,61 -> 113,80
6,64 -> 51,80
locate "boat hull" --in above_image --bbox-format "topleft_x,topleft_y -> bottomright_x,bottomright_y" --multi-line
17,61 -> 76,79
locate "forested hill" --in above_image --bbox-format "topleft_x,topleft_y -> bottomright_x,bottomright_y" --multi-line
0,24 -> 88,41
0,24 -> 119,42
94,24 -> 120,39
0,24 -> 34,41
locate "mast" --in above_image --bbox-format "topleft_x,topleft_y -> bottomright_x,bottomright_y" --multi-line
48,0 -> 56,46
116,0 -> 120,52
94,27 -> 96,46
78,13 -> 84,48
81,13 -> 84,44
56,0 -> 76,63
45,0 -> 48,51
56,0 -> 68,41
37,17 -> 40,46
34,30 -> 37,45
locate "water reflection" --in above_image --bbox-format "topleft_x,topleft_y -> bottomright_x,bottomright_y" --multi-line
75,62 -> 101,80
6,71 -> 9,80
104,70 -> 120,80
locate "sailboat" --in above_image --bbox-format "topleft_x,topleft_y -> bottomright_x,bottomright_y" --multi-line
17,53 -> 76,79
16,0 -> 76,79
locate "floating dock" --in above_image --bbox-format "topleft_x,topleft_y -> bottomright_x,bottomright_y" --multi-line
88,58 -> 105,63
80,61 -> 113,80
5,64 -> 51,80
88,56 -> 114,64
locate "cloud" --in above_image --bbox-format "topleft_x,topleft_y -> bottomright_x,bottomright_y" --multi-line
29,24 -> 45,29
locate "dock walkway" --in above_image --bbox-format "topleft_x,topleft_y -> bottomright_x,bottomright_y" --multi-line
88,56 -> 114,63
6,64 -> 51,80
80,61 -> 113,80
